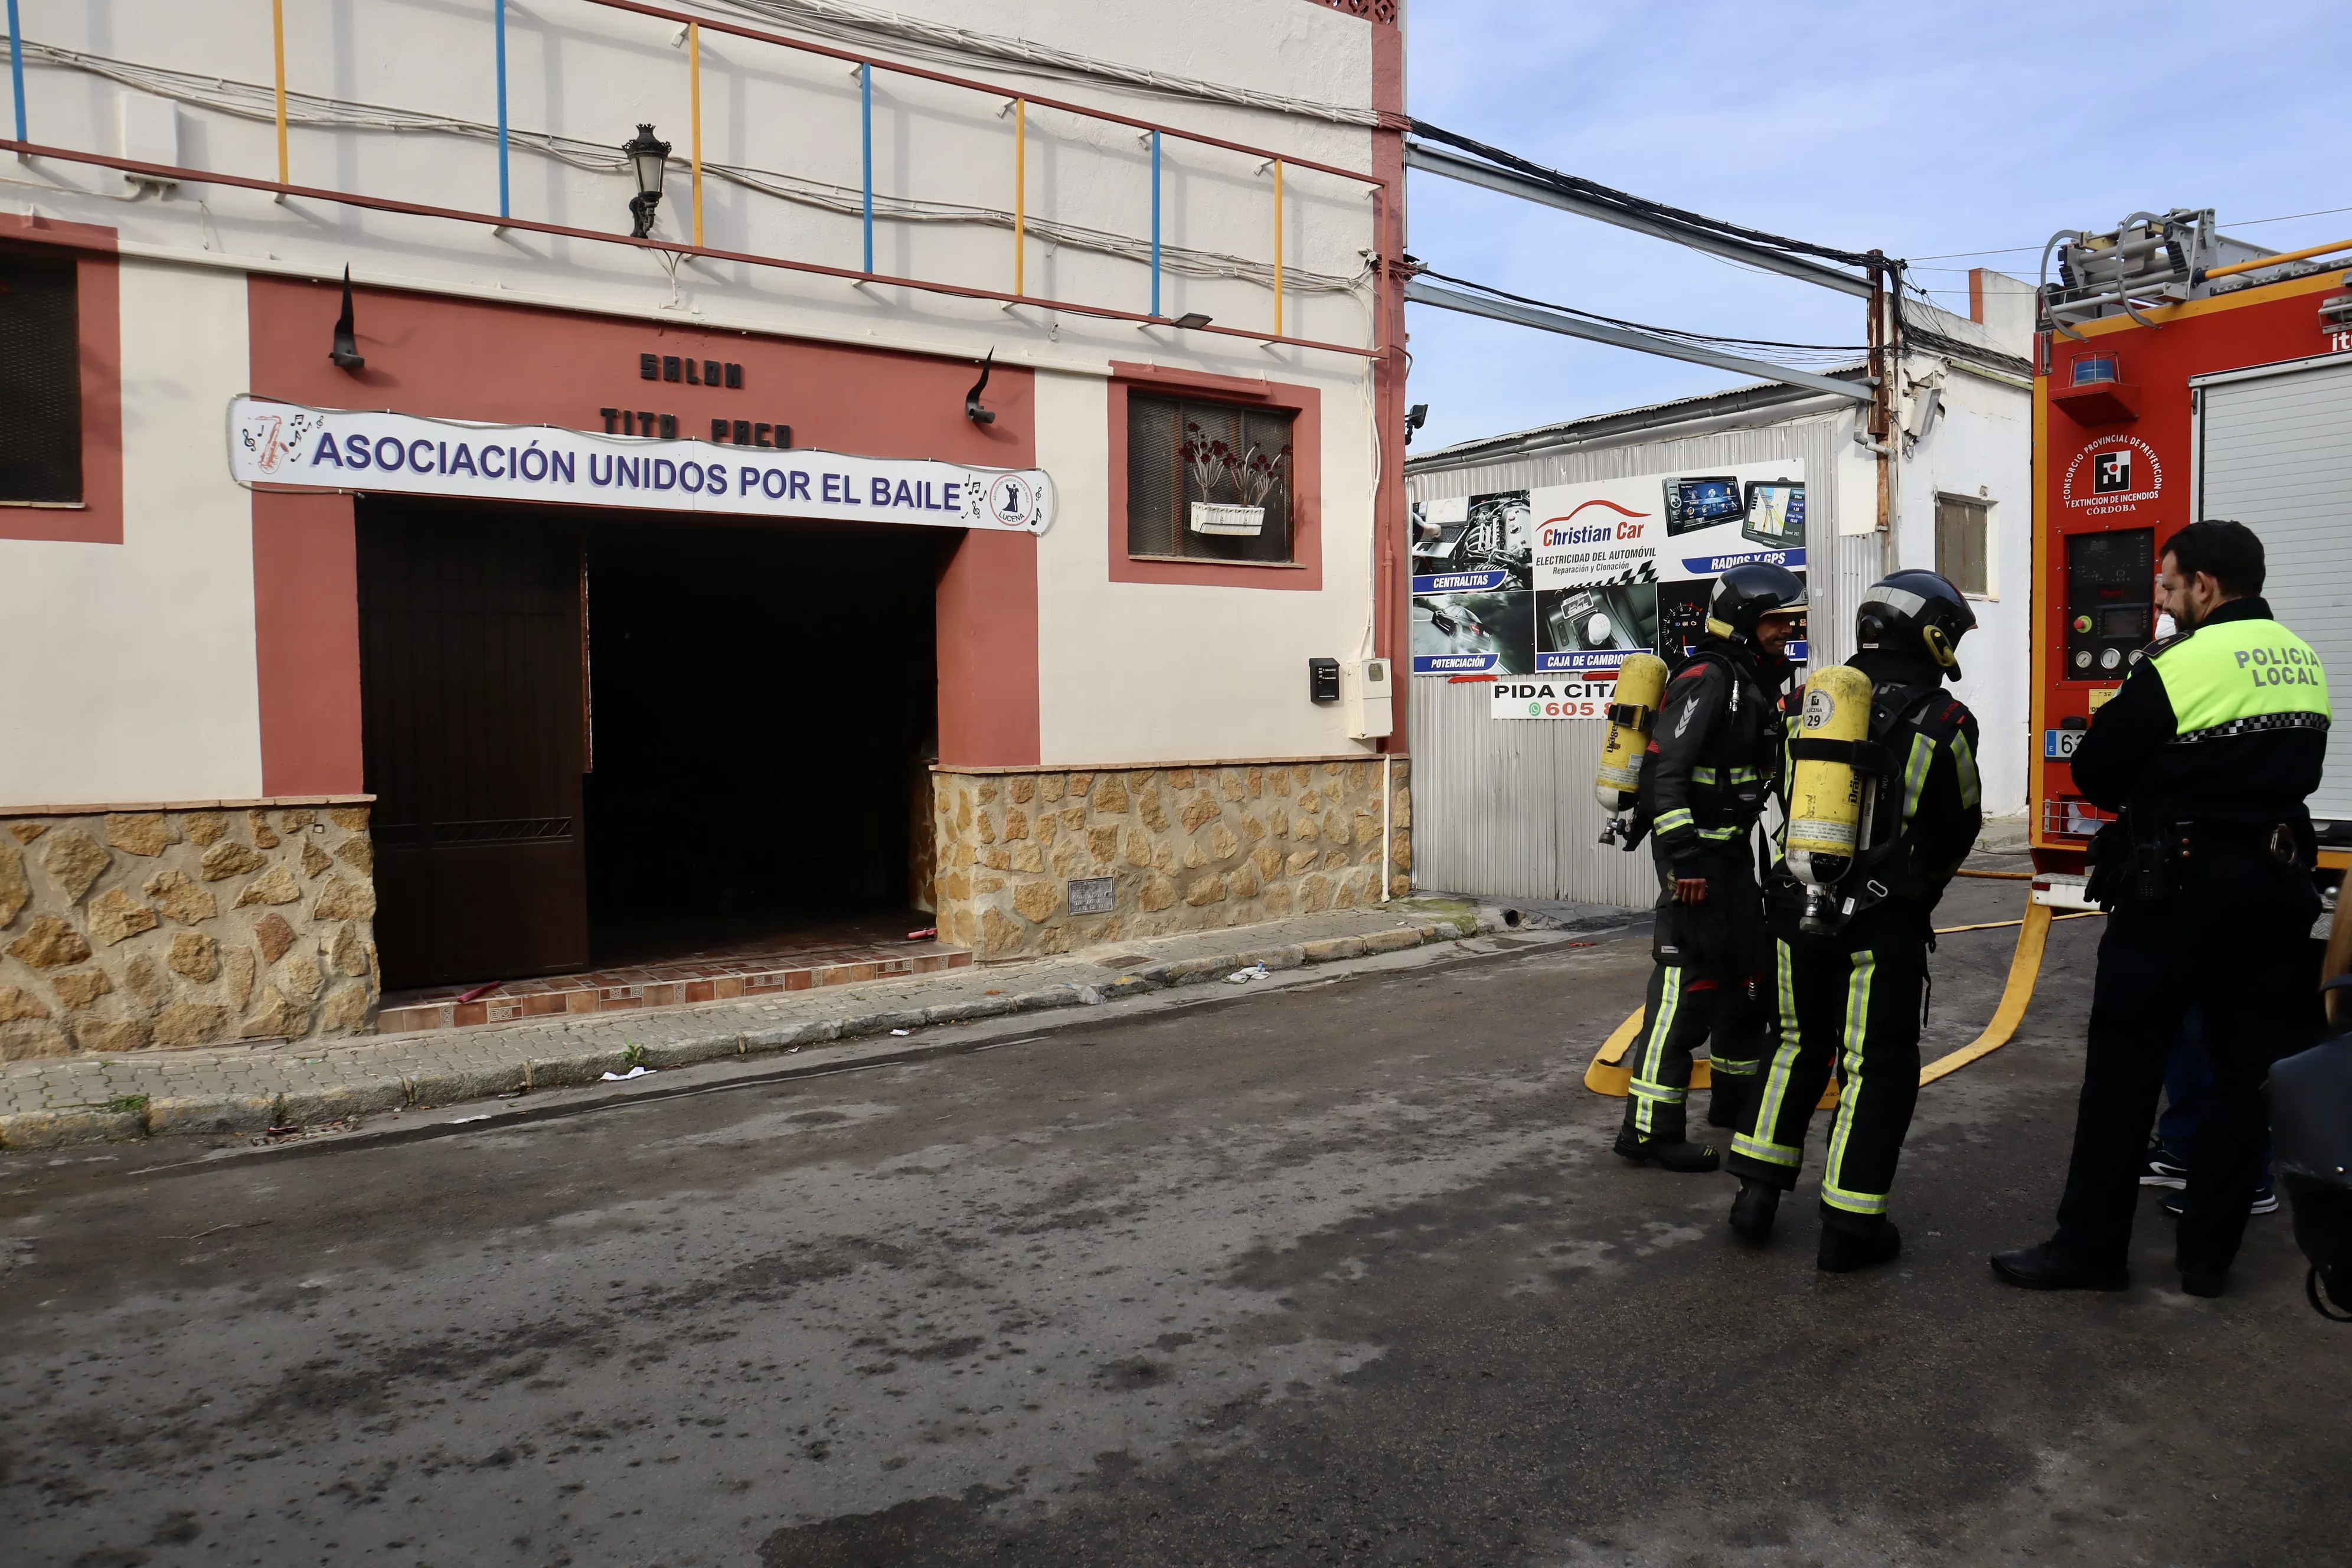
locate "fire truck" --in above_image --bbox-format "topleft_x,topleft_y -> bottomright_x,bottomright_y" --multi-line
2030,211 -> 2352,910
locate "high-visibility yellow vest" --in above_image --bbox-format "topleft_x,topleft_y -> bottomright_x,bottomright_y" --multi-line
2150,615 -> 2330,742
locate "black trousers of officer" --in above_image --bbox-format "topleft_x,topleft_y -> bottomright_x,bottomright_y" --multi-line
1727,912 -> 1928,1232
2052,844 -> 2318,1278
1627,838 -> 1771,1142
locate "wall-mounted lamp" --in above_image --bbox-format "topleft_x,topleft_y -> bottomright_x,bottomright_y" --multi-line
622,123 -> 671,238
965,349 -> 997,424
329,266 -> 365,371
1404,404 -> 1428,444
1172,312 -> 1213,330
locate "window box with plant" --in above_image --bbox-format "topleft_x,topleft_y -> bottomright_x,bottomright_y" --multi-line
1127,391 -> 1298,564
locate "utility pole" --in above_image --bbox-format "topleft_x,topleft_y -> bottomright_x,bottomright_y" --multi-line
1867,249 -> 1896,572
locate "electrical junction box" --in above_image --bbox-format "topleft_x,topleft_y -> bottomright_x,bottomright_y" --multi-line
1342,658 -> 1393,739
117,92 -> 180,192
1308,658 -> 1341,704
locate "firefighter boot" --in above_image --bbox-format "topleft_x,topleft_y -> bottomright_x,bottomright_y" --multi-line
1612,1103 -> 1721,1173
1729,1177 -> 1781,1240
1817,1216 -> 1902,1273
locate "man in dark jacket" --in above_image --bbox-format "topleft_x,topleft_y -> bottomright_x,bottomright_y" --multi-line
1995,520 -> 2328,1297
1725,570 -> 1982,1270
1616,563 -> 1807,1172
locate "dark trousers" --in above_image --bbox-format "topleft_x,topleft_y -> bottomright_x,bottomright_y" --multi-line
2053,849 -> 2317,1276
2155,1008 -> 2274,1177
1626,838 -> 1769,1141
1727,921 -> 1926,1230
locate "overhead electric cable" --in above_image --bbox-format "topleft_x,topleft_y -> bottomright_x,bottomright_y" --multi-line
12,40 -> 1362,297
697,0 -> 1384,126
1412,268 -> 1869,365
1407,119 -> 1880,272
1909,204 -> 2352,263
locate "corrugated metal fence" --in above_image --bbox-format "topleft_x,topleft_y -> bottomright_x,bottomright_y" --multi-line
1407,410 -> 1886,906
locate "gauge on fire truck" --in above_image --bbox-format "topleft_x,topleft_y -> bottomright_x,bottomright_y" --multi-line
2063,528 -> 2153,678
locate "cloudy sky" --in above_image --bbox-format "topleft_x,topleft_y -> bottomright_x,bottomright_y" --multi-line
1400,1 -> 2350,453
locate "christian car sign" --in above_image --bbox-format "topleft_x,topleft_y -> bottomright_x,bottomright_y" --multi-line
227,397 -> 1056,534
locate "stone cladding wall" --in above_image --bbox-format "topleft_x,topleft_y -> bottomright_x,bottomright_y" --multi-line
0,804 -> 380,1061
929,759 -> 1411,960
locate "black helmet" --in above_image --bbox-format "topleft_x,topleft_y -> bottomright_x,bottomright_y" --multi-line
1857,569 -> 1977,678
1705,561 -> 1808,645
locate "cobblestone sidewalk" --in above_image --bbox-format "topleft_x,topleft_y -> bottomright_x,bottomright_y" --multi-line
0,900 -> 1511,1151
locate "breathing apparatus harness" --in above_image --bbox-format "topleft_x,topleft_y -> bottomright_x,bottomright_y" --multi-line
1784,570 -> 1975,935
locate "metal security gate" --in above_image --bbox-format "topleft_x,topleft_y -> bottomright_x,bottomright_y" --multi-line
2196,356 -> 2352,821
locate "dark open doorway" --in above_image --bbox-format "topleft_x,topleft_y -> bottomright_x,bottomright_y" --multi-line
579,515 -> 946,964
357,499 -> 947,991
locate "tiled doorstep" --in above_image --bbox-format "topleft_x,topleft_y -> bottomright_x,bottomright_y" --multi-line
0,900 -> 1498,1151
377,945 -> 972,1034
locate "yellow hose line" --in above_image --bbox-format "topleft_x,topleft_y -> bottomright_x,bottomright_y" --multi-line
1935,911 -> 2099,935
1584,894 -> 2073,1102
1919,901 -> 2052,1084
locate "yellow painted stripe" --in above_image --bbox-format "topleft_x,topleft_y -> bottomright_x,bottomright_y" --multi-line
272,0 -> 289,184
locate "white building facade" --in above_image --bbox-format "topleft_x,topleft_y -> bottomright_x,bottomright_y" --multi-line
0,0 -> 1413,1054
1402,285 -> 2033,906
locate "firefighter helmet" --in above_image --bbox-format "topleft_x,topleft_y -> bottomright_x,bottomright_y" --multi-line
1857,569 -> 1977,678
1704,562 -> 1808,646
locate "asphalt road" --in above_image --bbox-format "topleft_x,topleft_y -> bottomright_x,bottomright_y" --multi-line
4,867 -> 2348,1567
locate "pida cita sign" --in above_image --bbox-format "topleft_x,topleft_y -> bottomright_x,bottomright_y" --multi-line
227,396 -> 1056,534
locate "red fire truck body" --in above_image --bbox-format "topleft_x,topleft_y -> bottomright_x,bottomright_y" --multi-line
2031,228 -> 2352,875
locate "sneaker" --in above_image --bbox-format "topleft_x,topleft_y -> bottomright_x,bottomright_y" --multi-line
2158,1181 -> 2279,1218
2139,1144 -> 2189,1189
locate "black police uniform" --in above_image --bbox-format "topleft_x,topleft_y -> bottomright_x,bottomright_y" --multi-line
1618,634 -> 1791,1154
1728,651 -> 1982,1237
2031,596 -> 2328,1288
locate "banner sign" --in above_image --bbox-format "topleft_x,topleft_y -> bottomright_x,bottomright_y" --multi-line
1410,460 -> 1807,707
227,396 -> 1056,534
1489,678 -> 1615,721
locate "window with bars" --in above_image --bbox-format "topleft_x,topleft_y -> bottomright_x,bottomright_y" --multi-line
0,251 -> 83,505
1935,494 -> 1991,596
1125,391 -> 1298,564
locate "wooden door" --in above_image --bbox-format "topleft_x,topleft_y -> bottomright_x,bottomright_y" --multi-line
357,504 -> 589,988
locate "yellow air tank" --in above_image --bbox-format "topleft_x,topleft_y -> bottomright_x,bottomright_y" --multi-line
1593,653 -> 1670,848
1785,664 -> 1876,929
1594,653 -> 1671,810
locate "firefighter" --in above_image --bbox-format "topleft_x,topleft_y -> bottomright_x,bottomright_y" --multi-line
1726,570 -> 1983,1270
1994,520 -> 2328,1298
1615,562 -> 1807,1172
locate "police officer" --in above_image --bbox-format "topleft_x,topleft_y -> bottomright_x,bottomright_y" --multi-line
1995,520 -> 2328,1297
1616,563 -> 1807,1172
1726,570 -> 1982,1270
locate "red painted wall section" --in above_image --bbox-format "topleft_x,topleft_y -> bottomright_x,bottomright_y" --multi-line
936,532 -> 1042,767
252,491 -> 364,794
0,217 -> 123,544
244,275 -> 1042,779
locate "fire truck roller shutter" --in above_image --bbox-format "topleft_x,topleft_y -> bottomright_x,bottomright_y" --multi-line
2196,358 -> 2352,820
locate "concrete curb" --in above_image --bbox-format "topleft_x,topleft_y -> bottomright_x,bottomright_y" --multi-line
0,919 -> 1479,1152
